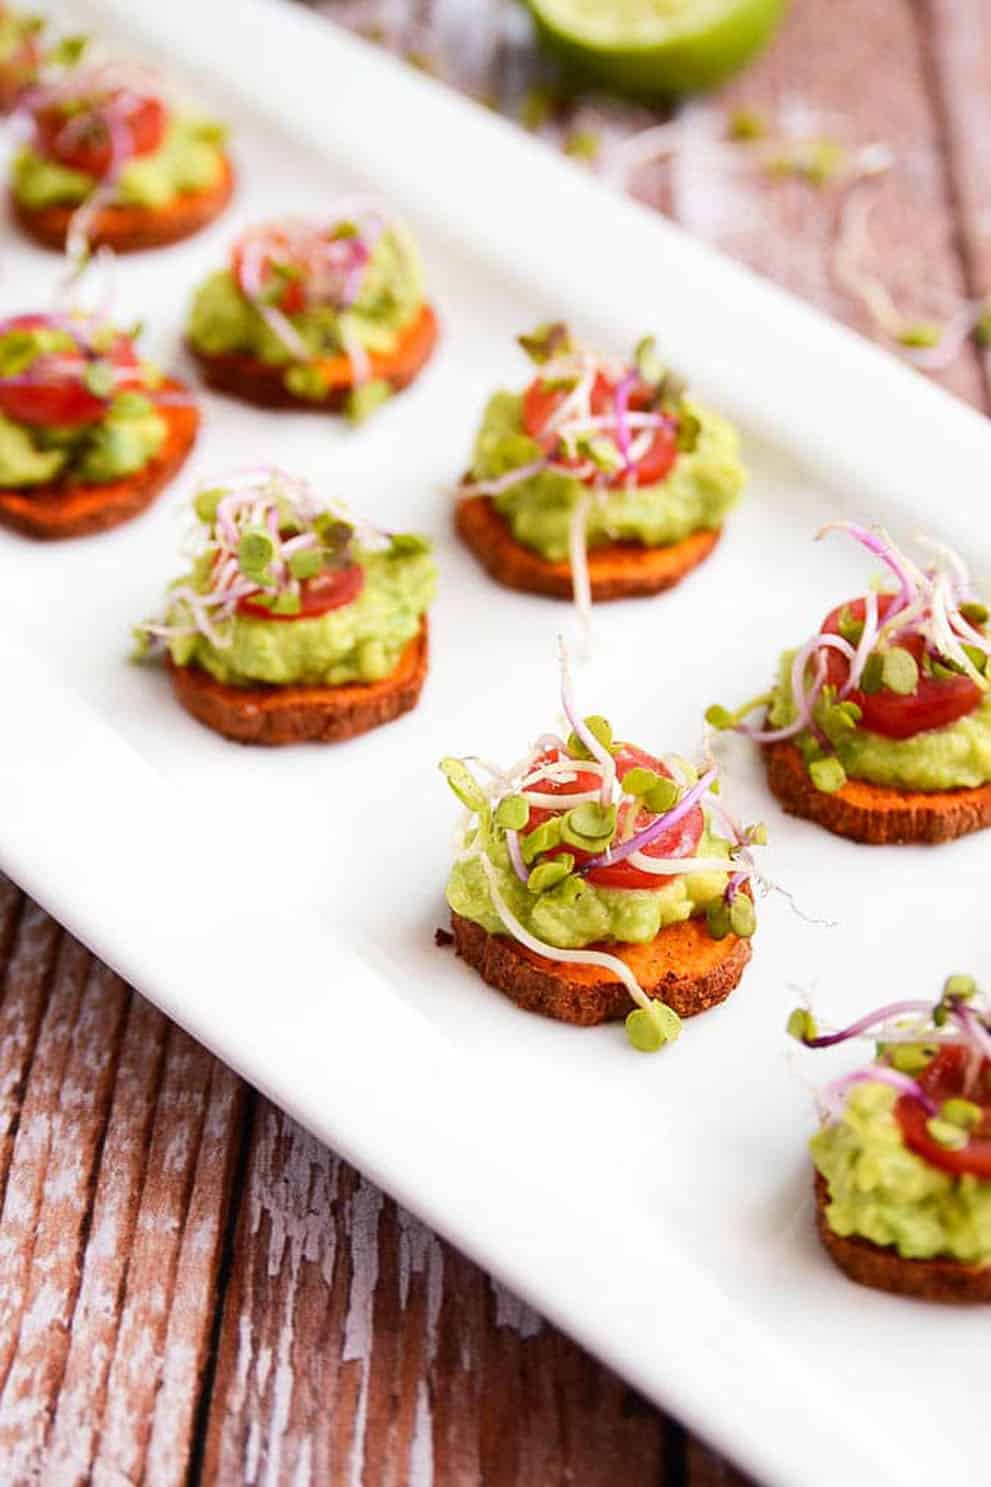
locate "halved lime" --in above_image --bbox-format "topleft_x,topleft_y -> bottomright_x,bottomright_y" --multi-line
527,0 -> 789,98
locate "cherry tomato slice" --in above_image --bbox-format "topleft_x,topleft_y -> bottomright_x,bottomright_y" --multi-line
0,314 -> 141,429
820,594 -> 982,740
896,1046 -> 991,1179
521,371 -> 678,488
231,234 -> 306,315
35,92 -> 166,177
237,563 -> 365,621
525,743 -> 704,891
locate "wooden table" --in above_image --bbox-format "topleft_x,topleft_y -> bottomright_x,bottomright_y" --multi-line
3,2 -> 990,1482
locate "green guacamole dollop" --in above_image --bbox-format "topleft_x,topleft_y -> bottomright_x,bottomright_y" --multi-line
186,227 -> 424,389
446,826 -> 730,950
812,1082 -> 991,1265
165,544 -> 436,688
11,115 -> 226,210
0,397 -> 166,487
768,650 -> 991,791
469,391 -> 746,562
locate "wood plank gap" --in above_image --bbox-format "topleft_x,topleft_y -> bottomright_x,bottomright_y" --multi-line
663,1417 -> 688,1487
183,1082 -> 257,1487
0,879 -> 26,1002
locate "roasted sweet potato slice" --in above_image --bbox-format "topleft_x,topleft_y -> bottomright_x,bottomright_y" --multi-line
765,740 -> 991,845
10,154 -> 235,252
0,381 -> 198,540
455,494 -> 720,601
167,619 -> 429,746
450,909 -> 751,1026
814,1173 -> 991,1302
189,302 -> 439,410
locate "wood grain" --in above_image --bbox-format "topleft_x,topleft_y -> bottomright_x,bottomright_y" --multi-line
203,1104 -> 674,1486
0,886 -> 243,1486
2,0 -> 989,1482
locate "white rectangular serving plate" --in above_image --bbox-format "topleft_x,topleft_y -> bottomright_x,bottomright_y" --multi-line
1,4 -> 989,1483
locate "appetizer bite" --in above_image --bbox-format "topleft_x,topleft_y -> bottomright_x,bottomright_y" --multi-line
0,310 -> 198,539
186,211 -> 437,423
708,522 -> 991,844
135,468 -> 436,745
456,324 -> 746,614
440,651 -> 766,1050
791,976 -> 991,1302
11,62 -> 232,252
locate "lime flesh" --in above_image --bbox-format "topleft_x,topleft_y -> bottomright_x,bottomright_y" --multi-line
527,0 -> 789,97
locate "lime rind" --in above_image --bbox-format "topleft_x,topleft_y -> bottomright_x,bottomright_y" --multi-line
528,0 -> 789,97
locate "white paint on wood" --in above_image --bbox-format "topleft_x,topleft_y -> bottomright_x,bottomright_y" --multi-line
408,1378 -> 434,1487
491,1278 -> 543,1339
343,1174 -> 383,1487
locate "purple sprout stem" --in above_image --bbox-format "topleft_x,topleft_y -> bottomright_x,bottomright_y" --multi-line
578,767 -> 717,874
803,999 -> 936,1049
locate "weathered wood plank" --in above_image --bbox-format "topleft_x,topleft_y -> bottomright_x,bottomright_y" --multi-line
0,895 -> 61,1198
90,1026 -> 241,1487
43,994 -> 170,1487
0,952 -> 128,1482
657,0 -> 985,407
203,1103 -> 670,1485
0,880 -> 242,1487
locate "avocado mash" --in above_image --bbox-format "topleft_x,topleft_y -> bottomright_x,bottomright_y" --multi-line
768,650 -> 991,791
0,395 -> 166,487
447,825 -> 731,949
11,115 -> 226,210
165,543 -> 436,687
812,1082 -> 991,1265
470,390 -> 746,561
186,227 -> 424,378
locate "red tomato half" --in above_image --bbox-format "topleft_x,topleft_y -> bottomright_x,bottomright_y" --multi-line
35,91 -> 166,177
525,743 -> 703,891
522,370 -> 678,489
0,314 -> 141,429
237,563 -> 365,621
231,233 -> 306,315
820,594 -> 982,740
896,1045 -> 991,1179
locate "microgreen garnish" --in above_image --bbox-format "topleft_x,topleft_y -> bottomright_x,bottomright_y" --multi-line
707,522 -> 990,791
46,33 -> 88,67
517,322 -> 572,365
790,977 -> 991,1136
440,650 -> 771,1053
726,107 -> 768,142
135,468 -> 395,655
229,208 -> 399,390
460,326 -> 701,639
563,129 -> 601,164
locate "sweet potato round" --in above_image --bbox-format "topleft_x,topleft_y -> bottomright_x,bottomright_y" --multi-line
167,618 -> 429,746
450,909 -> 751,1026
454,494 -> 720,601
188,302 -> 439,411
764,739 -> 991,845
10,154 -> 235,253
814,1173 -> 991,1302
0,380 -> 198,540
